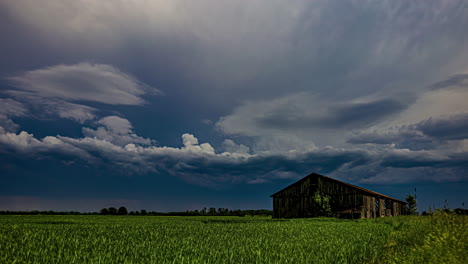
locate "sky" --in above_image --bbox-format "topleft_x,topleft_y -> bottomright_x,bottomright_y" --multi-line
1,0 -> 467,212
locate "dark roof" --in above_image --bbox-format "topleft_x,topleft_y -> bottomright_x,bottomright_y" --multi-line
270,172 -> 406,203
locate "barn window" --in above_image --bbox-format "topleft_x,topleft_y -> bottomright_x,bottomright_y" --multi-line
375,199 -> 379,212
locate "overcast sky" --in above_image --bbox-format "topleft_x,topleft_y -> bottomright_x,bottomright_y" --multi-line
1,0 -> 467,212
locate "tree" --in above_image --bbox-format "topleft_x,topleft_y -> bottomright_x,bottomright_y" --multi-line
208,207 -> 216,216
118,206 -> 128,215
108,207 -> 118,215
100,208 -> 110,215
307,191 -> 334,217
406,194 -> 418,215
140,209 -> 148,216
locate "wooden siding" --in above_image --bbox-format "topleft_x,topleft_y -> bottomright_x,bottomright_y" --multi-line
272,173 -> 406,219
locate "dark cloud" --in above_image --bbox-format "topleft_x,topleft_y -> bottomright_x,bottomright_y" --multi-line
430,74 -> 468,90
219,96 -> 409,139
347,130 -> 435,150
348,113 -> 468,149
1,0 -> 468,209
1,128 -> 466,188
416,114 -> 468,141
330,100 -> 407,126
2,0 -> 468,111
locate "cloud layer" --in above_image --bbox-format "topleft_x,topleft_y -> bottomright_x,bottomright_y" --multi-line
8,63 -> 159,105
1,125 -> 467,187
1,63 -> 161,127
0,0 -> 467,210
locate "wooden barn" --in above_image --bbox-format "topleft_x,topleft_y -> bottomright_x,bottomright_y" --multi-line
271,173 -> 406,219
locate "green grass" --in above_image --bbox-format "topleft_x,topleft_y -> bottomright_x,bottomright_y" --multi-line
0,214 -> 466,263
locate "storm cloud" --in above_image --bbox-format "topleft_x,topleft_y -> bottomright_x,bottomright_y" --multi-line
348,113 -> 468,149
1,127 -> 467,187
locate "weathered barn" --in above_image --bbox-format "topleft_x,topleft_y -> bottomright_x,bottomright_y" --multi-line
271,173 -> 406,218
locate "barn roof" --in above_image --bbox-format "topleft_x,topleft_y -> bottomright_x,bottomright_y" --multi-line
270,172 -> 406,203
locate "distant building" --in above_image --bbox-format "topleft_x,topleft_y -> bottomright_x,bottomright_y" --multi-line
271,173 -> 406,218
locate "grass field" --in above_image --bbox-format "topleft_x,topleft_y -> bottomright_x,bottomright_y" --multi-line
0,213 -> 466,263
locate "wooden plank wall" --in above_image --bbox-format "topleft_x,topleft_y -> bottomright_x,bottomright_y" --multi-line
317,177 -> 364,211
272,176 -> 319,218
361,196 -> 406,217
272,175 -> 407,218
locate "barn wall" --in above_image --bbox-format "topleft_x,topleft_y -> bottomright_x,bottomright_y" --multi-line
317,177 -> 364,212
272,176 -> 319,218
272,174 -> 406,218
273,176 -> 366,218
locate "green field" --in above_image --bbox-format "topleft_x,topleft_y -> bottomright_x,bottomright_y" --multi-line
0,213 -> 466,263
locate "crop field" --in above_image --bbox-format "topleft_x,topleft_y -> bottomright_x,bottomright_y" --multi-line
0,213 -> 466,264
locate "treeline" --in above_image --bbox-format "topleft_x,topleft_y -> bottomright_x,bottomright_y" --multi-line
0,207 -> 273,216
0,211 -> 99,215
100,207 -> 273,216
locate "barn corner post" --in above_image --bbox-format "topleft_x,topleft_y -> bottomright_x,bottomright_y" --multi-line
271,172 -> 407,219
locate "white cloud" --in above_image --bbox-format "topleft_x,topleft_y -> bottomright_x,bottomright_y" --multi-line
0,98 -> 27,132
182,133 -> 199,147
1,126 -> 467,187
0,98 -> 27,117
4,90 -> 97,124
1,0 -> 468,188
221,139 -> 250,155
181,133 -> 215,155
8,63 -> 160,105
97,116 -> 133,134
55,102 -> 96,124
82,116 -> 153,147
2,62 -> 162,125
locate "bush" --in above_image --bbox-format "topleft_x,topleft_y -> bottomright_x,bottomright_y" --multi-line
307,192 -> 334,217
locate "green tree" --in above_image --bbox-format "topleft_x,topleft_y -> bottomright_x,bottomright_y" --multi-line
100,208 -> 110,215
406,194 -> 418,215
208,207 -> 216,216
108,207 -> 118,215
307,191 -> 334,217
118,206 -> 128,215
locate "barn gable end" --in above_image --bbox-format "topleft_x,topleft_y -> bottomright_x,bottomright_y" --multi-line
271,173 -> 406,218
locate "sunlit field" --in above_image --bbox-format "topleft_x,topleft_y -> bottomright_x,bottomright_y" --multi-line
0,213 -> 466,263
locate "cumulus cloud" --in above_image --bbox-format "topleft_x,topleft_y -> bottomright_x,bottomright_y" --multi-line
221,139 -> 250,155
1,127 -> 467,187
1,0 -> 468,190
7,63 -> 160,105
82,116 -> 153,147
